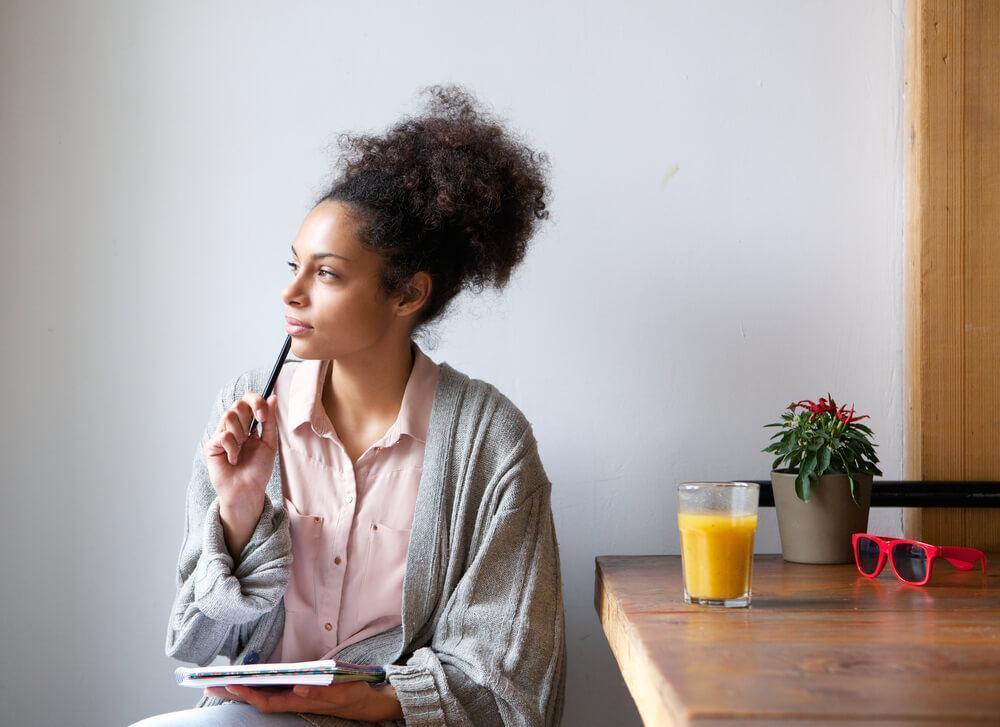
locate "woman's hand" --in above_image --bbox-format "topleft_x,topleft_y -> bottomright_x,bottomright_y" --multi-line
202,681 -> 404,721
203,392 -> 278,520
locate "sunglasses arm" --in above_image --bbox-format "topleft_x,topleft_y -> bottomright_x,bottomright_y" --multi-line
939,546 -> 988,573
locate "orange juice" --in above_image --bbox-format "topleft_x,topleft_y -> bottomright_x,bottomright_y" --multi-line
678,512 -> 757,600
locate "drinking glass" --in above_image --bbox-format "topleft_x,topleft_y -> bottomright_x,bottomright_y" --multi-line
677,482 -> 760,607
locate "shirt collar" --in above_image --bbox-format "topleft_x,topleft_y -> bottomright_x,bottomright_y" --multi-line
286,341 -> 439,445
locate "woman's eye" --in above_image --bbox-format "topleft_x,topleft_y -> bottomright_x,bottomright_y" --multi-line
286,261 -> 338,279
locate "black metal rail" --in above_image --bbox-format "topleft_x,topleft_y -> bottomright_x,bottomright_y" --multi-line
746,481 -> 1000,508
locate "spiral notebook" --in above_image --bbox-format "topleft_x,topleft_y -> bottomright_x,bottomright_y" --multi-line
174,659 -> 386,688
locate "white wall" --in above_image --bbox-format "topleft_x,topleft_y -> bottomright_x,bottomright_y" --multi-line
0,1 -> 905,725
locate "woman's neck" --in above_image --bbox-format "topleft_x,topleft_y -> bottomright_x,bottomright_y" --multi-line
321,339 -> 415,438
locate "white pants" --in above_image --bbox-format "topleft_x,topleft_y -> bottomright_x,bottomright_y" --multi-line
128,702 -> 309,726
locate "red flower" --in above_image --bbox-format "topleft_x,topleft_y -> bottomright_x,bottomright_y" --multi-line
790,395 -> 870,425
790,397 -> 837,419
835,403 -> 870,425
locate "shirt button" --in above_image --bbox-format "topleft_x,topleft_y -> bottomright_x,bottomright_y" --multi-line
372,523 -> 378,531
334,556 -> 342,565
346,495 -> 354,504
324,622 -> 333,631
314,516 -> 321,523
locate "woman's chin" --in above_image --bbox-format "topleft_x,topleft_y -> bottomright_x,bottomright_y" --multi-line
289,339 -> 319,359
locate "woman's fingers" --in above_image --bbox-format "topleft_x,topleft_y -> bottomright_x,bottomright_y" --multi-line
242,392 -> 268,426
204,431 -> 227,459
220,430 -> 241,465
208,393 -> 277,464
203,686 -> 245,702
204,430 -> 241,466
224,400 -> 253,439
228,394 -> 271,439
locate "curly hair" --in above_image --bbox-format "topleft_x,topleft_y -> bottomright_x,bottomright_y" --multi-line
314,84 -> 551,334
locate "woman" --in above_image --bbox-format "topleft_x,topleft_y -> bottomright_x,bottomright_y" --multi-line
133,85 -> 565,727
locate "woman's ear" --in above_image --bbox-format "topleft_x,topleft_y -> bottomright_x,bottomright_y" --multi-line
396,271 -> 432,317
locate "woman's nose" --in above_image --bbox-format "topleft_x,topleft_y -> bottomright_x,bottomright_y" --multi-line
282,280 -> 304,305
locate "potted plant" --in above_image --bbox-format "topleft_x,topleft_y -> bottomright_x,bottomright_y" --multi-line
762,395 -> 882,564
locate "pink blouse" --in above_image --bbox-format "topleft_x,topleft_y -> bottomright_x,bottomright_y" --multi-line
266,340 -> 440,663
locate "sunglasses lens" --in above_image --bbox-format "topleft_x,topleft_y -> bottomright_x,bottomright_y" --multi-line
856,536 -> 881,574
891,543 -> 928,583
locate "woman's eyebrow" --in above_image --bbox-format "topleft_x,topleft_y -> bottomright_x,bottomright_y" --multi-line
290,244 -> 352,262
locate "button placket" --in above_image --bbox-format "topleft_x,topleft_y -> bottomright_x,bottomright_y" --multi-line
324,462 -> 354,646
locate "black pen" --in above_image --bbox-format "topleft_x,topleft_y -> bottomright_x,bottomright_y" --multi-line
247,335 -> 292,437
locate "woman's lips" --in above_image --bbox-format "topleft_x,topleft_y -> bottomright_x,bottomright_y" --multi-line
285,317 -> 313,336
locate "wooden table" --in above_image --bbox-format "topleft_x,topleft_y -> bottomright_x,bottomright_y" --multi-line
595,555 -> 1000,725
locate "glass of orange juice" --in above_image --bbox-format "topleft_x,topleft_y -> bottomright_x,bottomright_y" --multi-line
677,482 -> 760,607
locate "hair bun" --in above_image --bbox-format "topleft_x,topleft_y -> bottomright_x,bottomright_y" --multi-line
319,84 -> 551,330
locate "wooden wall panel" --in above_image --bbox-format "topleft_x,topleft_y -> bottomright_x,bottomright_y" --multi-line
905,0 -> 1000,549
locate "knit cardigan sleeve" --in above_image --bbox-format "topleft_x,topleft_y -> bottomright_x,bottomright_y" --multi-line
383,433 -> 566,727
164,373 -> 291,666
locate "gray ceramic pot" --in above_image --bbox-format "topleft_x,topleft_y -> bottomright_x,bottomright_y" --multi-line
770,470 -> 873,564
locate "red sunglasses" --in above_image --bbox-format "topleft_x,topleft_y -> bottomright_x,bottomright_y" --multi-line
852,533 -> 987,586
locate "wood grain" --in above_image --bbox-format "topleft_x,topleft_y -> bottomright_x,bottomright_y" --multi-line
596,554 -> 1000,725
905,0 -> 1000,548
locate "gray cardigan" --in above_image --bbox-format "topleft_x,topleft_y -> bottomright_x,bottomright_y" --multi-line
165,359 -> 566,726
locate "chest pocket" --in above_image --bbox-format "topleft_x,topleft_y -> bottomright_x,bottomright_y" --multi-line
354,520 -> 412,626
283,497 -> 323,613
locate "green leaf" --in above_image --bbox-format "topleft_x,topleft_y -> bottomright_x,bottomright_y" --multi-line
795,452 -> 817,502
817,446 -> 831,475
849,475 -> 861,507
795,468 -> 812,502
772,455 -> 786,470
777,437 -> 797,458
801,452 -> 817,478
837,451 -> 853,479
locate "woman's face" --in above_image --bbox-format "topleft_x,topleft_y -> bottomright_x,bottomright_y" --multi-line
281,199 -> 409,361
